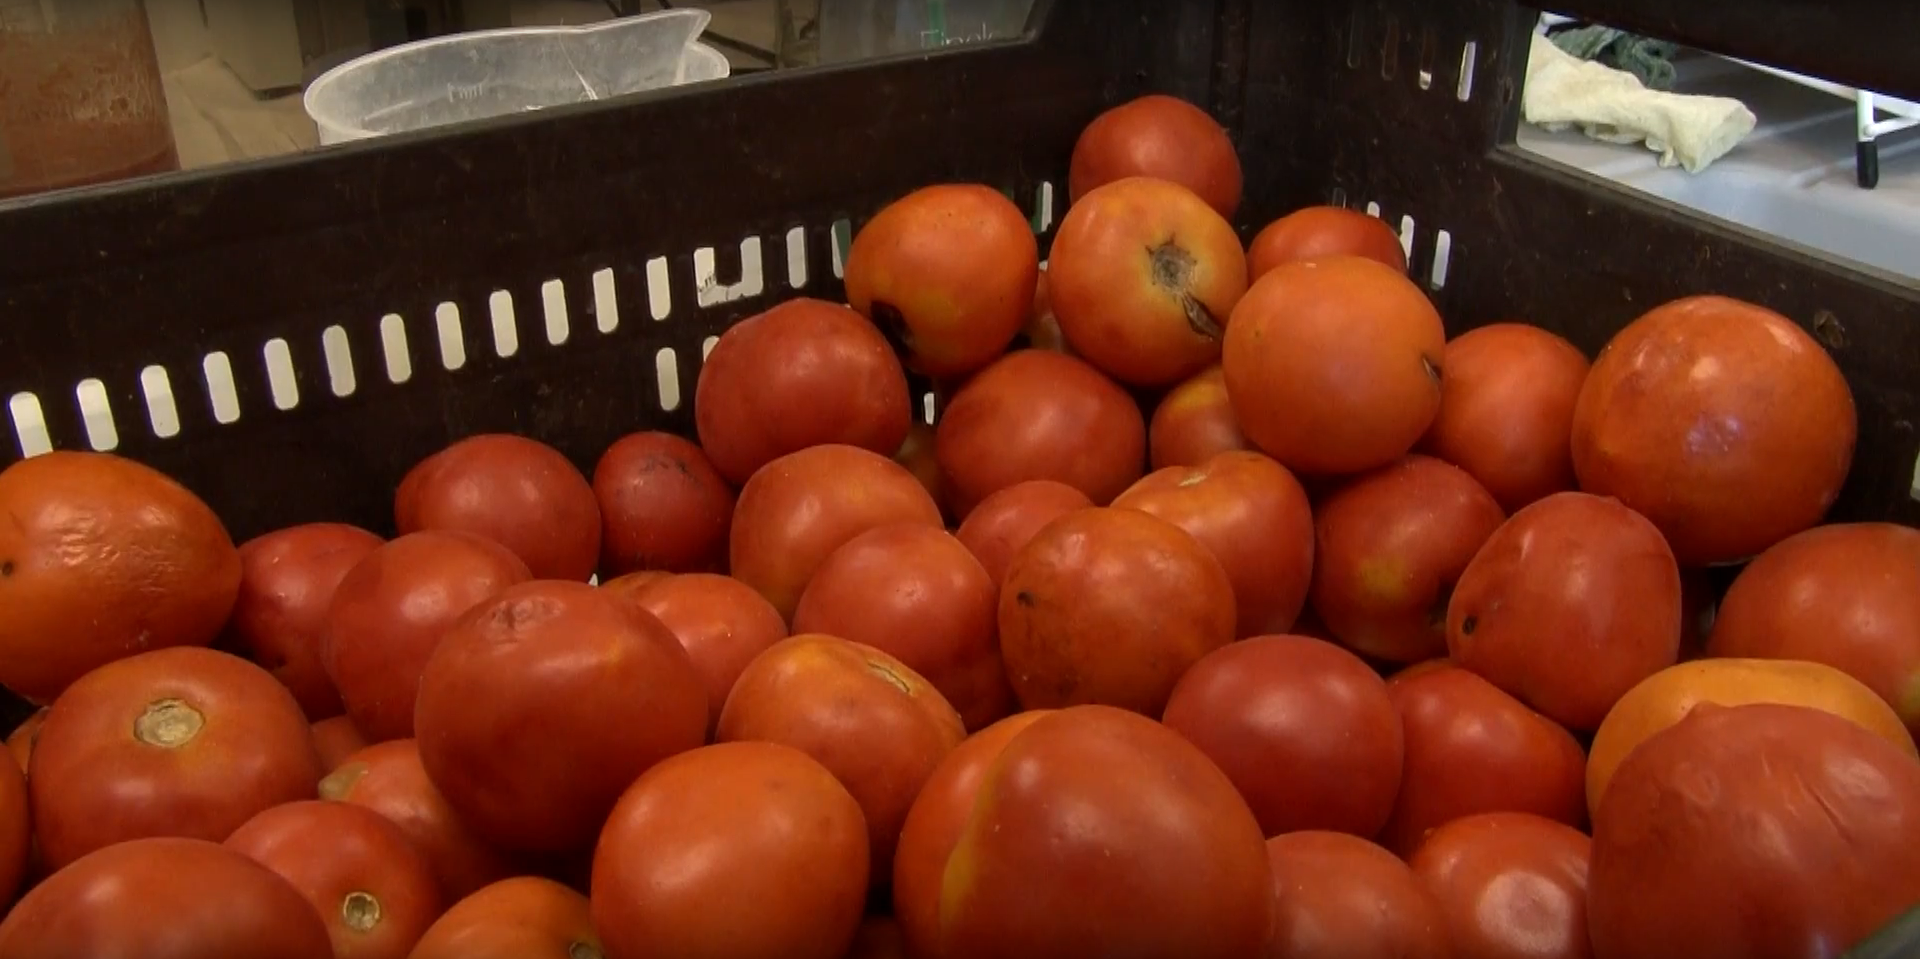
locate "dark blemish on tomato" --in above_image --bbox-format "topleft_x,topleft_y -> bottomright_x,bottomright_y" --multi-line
1016,590 -> 1037,608
1459,614 -> 1477,636
0,560 -> 12,577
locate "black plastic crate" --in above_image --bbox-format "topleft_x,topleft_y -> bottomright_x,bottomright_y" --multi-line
1,0 -> 1917,947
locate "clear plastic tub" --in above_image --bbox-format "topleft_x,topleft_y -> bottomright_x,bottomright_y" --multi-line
303,10 -> 728,146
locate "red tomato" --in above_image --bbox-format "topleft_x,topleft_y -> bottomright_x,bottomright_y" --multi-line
320,739 -> 514,902
415,580 -> 708,854
1421,323 -> 1590,512
0,749 -> 26,907
322,530 -> 531,742
311,715 -> 370,771
226,522 -> 383,720
226,800 -> 443,959
1068,94 -> 1242,219
396,434 -> 601,582
792,524 -> 1015,731
1246,206 -> 1408,280
592,742 -> 870,959
1148,365 -> 1251,471
593,431 -> 735,576
630,573 -> 789,734
953,480 -> 1093,591
1409,812 -> 1594,959
410,876 -> 604,959
1263,831 -> 1450,959
0,836 -> 333,959
29,646 -> 322,871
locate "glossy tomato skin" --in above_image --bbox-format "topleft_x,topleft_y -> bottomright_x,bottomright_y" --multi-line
936,706 -> 1273,959
320,739 -> 515,903
1149,365 -> 1251,470
410,876 -> 603,959
843,183 -> 1041,378
0,451 -> 242,704
1048,177 -> 1248,387
1589,704 -> 1920,959
1571,295 -> 1856,566
1422,323 -> 1591,512
1263,831 -> 1451,959
415,580 -> 708,855
695,297 -> 913,486
592,741 -> 870,959
1381,664 -> 1587,856
630,573 -> 789,734
0,751 -> 26,907
1708,522 -> 1920,738
1311,456 -> 1506,663
322,530 -> 531,742
226,522 -> 384,721
729,444 -> 944,622
1113,451 -> 1315,638
593,431 -> 735,576
893,710 -> 1054,959
29,646 -> 323,872
1068,94 -> 1242,219
793,524 -> 1015,731
1447,492 -> 1682,732
953,480 -> 1093,591
1409,812 -> 1593,959
0,836 -> 333,959
1246,206 -> 1408,280
934,350 -> 1147,516
1224,256 -> 1446,477
717,634 -> 965,880
999,508 -> 1236,716
395,434 -> 601,582
225,799 -> 443,959
1163,636 -> 1403,839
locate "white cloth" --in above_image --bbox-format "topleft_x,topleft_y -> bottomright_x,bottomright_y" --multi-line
1522,32 -> 1757,173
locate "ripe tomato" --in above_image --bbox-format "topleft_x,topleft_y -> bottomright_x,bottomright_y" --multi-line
322,530 -> 531,742
1068,94 -> 1242,219
592,431 -> 735,576
630,573 -> 789,734
0,836 -> 333,959
311,715 -> 370,770
953,480 -> 1093,591
227,522 -> 384,720
592,742 -> 870,959
415,581 -> 708,854
0,451 -> 241,704
320,739 -> 515,902
1408,812 -> 1593,959
844,183 -> 1041,378
1148,365 -> 1250,470
411,876 -> 603,959
29,646 -> 322,871
1263,831 -> 1449,959
1246,206 -> 1407,280
396,434 -> 601,582
1421,323 -> 1589,512
226,800 -> 443,959
694,298 -> 913,486
0,750 -> 26,907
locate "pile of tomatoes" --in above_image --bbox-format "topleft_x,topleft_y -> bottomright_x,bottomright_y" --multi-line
0,93 -> 1914,959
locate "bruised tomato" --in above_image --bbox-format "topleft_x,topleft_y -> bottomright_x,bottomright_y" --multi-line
1224,256 -> 1446,477
1163,636 -> 1403,839
1048,177 -> 1248,387
396,434 -> 601,582
999,508 -> 1235,715
322,530 -> 530,742
695,298 -> 913,486
0,836 -> 333,959
936,350 -> 1146,516
717,635 -> 965,880
1112,451 -> 1315,638
415,581 -> 708,855
592,742 -> 870,959
320,740 -> 515,902
1422,323 -> 1590,512
1068,94 -> 1242,219
411,876 -> 603,959
893,710 -> 1054,959
1246,206 -> 1408,281
729,444 -> 943,621
631,573 -> 789,734
226,800 -> 443,959
844,183 -> 1041,378
793,524 -> 1014,731
1149,365 -> 1251,470
954,480 -> 1093,591
593,431 -> 735,576
29,647 -> 323,871
1263,831 -> 1450,959
227,522 -> 383,721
